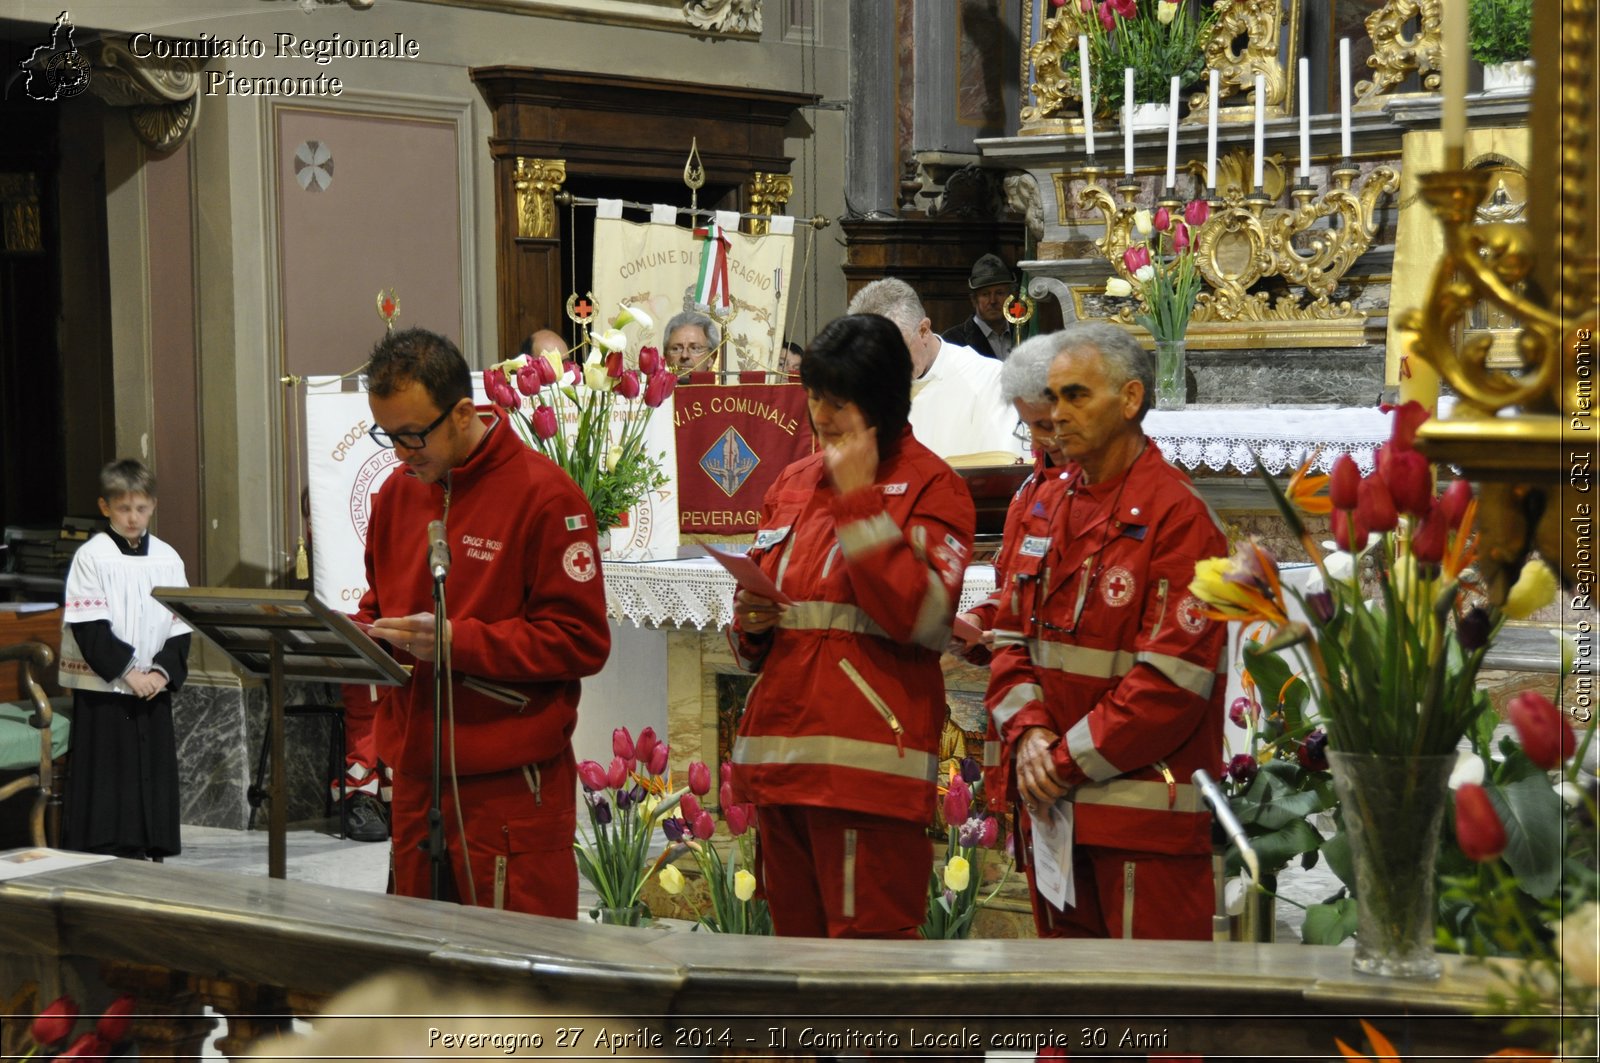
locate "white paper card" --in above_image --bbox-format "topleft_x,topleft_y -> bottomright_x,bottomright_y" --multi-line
769,214 -> 795,236
0,848 -> 116,881
596,197 -> 624,220
1030,799 -> 1076,910
650,203 -> 679,226
714,209 -> 740,232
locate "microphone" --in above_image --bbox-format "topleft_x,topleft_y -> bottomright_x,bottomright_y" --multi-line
427,520 -> 450,581
1192,768 -> 1260,886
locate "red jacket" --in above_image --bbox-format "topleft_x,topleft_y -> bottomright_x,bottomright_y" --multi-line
984,440 -> 1227,855
730,428 -> 975,825
356,416 -> 611,777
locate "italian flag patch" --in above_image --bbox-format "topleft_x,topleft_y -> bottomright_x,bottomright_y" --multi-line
564,515 -> 588,531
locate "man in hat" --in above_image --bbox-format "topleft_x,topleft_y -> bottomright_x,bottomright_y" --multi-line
943,253 -> 1017,361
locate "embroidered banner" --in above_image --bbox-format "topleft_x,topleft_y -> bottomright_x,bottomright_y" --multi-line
673,382 -> 814,534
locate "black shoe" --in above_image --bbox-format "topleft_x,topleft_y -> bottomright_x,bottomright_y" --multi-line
344,791 -> 389,843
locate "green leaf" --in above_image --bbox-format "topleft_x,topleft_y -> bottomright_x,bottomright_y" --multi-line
1301,898 -> 1359,945
1234,818 -> 1323,876
1321,828 -> 1354,891
1486,774 -> 1565,898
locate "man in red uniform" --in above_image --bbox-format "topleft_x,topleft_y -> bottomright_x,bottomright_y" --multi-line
356,327 -> 610,916
984,323 -> 1228,940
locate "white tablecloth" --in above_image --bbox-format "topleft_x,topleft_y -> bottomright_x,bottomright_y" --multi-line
1144,406 -> 1395,475
604,558 -> 998,630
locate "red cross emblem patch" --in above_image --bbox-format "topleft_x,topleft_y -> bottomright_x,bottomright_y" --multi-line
1177,594 -> 1209,634
563,541 -> 597,582
1100,564 -> 1135,607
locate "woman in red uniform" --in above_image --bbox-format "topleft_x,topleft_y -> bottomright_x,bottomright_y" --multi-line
728,313 -> 976,938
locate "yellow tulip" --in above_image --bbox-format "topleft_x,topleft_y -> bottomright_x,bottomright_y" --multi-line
943,855 -> 971,892
1502,560 -> 1558,619
1157,0 -> 1179,23
658,863 -> 684,895
1105,277 -> 1134,298
1133,209 -> 1153,237
733,869 -> 756,902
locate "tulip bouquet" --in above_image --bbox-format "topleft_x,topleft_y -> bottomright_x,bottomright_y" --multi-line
656,760 -> 771,935
574,725 -> 683,923
921,758 -> 1008,940
19,992 -> 137,1060
484,303 -> 673,534
1103,199 -> 1207,344
1063,0 -> 1214,114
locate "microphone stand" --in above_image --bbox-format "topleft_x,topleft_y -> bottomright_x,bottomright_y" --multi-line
426,568 -> 449,902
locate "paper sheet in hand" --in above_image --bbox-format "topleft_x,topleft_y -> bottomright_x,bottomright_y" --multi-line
952,615 -> 984,644
700,543 -> 794,605
1030,799 -> 1075,910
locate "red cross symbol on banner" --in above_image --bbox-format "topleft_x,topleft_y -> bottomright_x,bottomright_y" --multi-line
566,291 -> 598,326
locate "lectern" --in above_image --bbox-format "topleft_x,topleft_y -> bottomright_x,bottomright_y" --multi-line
152,588 -> 406,878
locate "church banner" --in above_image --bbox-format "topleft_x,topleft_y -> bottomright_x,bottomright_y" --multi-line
590,215 -> 796,372
673,382 -> 814,534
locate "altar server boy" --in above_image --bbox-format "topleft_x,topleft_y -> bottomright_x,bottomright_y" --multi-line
59,459 -> 191,859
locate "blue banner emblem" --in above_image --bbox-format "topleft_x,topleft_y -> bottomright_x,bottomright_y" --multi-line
699,427 -> 761,498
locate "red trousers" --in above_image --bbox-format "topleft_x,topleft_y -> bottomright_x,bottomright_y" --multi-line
1024,842 -> 1212,940
755,804 -> 931,939
389,754 -> 577,918
339,684 -> 380,774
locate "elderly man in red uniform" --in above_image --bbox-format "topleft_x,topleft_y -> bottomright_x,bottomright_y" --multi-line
357,327 -> 610,916
985,322 -> 1227,940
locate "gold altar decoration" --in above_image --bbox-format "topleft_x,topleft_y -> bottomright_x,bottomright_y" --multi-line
513,156 -> 566,240
1078,149 -> 1397,347
1353,0 -> 1444,110
745,172 -> 793,236
1186,0 -> 1300,121
1019,1 -> 1086,131
1400,0 -> 1596,598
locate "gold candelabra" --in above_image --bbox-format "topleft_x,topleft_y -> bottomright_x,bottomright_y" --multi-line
1077,151 -> 1397,345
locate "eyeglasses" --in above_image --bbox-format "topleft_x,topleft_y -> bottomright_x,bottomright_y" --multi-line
368,406 -> 452,450
667,343 -> 709,356
1012,420 -> 1033,444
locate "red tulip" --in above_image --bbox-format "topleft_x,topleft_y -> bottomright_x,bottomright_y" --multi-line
515,361 -> 540,396
1228,696 -> 1253,728
561,360 -> 580,386
577,760 -> 608,792
1386,399 -> 1431,451
1455,783 -> 1507,862
643,369 -> 678,408
1227,753 -> 1259,785
1184,199 -> 1211,227
692,810 -> 716,839
1356,475 -> 1398,533
648,743 -> 669,776
635,726 -> 658,767
979,816 -> 999,848
1153,206 -> 1172,232
1296,729 -> 1329,771
1111,0 -> 1135,16
1097,0 -> 1115,30
615,369 -> 642,400
1508,691 -> 1575,770
720,781 -> 735,809
1328,453 -> 1362,510
58,1033 -> 108,1060
681,794 -> 702,822
1123,243 -> 1151,273
612,727 -> 635,762
687,760 -> 711,796
96,994 -> 137,1043
638,346 -> 663,376
1439,478 -> 1473,529
726,803 -> 751,836
1411,507 -> 1448,565
605,756 -> 629,791
1331,508 -> 1368,553
32,995 -> 78,1045
720,760 -> 733,783
943,777 -> 972,825
1384,447 -> 1433,517
1171,219 -> 1190,252
531,404 -> 558,441
605,350 -> 625,378
533,354 -> 558,387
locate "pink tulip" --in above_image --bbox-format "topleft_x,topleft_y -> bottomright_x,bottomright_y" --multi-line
1356,475 -> 1398,533
1097,0 -> 1115,30
1509,691 -> 1575,770
692,810 -> 716,839
1411,508 -> 1447,565
726,803 -> 751,836
531,404 -> 558,441
1228,696 -> 1252,728
615,369 -> 642,400
648,743 -> 669,775
979,816 -> 999,848
515,361 -> 540,396
612,727 -> 635,762
31,996 -> 78,1046
1171,219 -> 1190,252
96,994 -> 137,1043
943,777 -> 972,826
1384,447 -> 1433,517
1329,454 -> 1362,510
687,760 -> 711,796
1078,0 -> 1090,11
681,794 -> 702,822
1184,199 -> 1211,227
533,354 -> 558,387
1123,244 -> 1151,273
720,760 -> 733,783
720,781 -> 735,810
643,369 -> 678,408
1439,478 -> 1473,529
1111,0 -> 1136,16
605,756 -> 629,791
1153,206 -> 1172,232
635,726 -> 658,767
1455,783 -> 1507,862
638,346 -> 663,376
481,368 -> 500,397
577,760 -> 608,792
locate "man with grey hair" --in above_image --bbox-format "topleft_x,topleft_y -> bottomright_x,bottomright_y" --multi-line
663,310 -> 721,379
984,321 -> 1228,942
847,278 -> 1023,460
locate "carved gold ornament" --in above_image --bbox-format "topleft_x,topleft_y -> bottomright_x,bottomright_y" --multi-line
1354,0 -> 1444,109
1189,0 -> 1295,119
1021,7 -> 1086,126
513,157 -> 567,240
745,172 -> 793,236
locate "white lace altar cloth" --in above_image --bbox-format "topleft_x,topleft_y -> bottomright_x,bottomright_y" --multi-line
603,558 -> 998,630
1144,406 -> 1395,475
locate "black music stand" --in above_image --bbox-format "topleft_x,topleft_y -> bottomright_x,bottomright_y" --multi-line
152,588 -> 407,879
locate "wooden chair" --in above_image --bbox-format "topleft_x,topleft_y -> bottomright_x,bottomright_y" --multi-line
0,641 -> 66,847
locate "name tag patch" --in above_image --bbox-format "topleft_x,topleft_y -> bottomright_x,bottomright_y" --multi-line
1020,535 -> 1051,558
881,482 -> 909,495
754,526 -> 791,550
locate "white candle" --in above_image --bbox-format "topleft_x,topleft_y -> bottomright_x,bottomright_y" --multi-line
1079,35 -> 1095,155
1124,67 -> 1135,176
1206,68 -> 1219,191
1339,38 -> 1353,159
1298,57 -> 1311,180
1164,75 -> 1180,189
1252,73 -> 1266,189
1441,1 -> 1467,160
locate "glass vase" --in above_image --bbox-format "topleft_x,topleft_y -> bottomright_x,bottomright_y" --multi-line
1327,751 -> 1455,979
1154,338 -> 1187,410
590,902 -> 653,927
